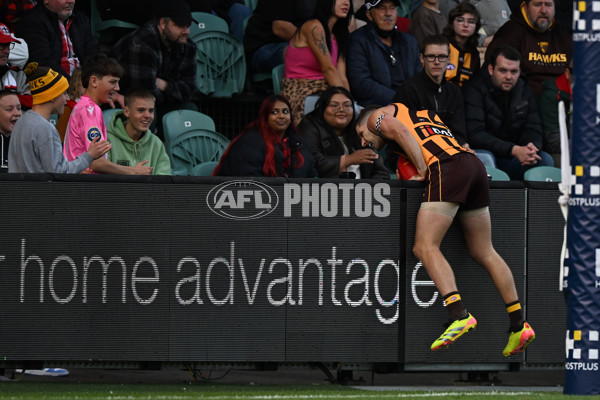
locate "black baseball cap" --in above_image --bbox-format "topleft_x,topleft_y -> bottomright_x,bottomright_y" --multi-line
355,0 -> 401,21
155,0 -> 193,27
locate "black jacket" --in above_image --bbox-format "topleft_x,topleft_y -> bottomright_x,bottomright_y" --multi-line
16,4 -> 99,78
298,112 -> 389,179
463,70 -> 543,158
392,69 -> 467,145
217,128 -> 317,178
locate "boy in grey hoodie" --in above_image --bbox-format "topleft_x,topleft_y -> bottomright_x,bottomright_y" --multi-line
8,62 -> 110,173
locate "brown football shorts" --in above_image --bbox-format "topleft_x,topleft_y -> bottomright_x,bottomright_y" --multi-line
423,152 -> 490,210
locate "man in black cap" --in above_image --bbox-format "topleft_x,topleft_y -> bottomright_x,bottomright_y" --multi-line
109,0 -> 198,140
347,0 -> 421,107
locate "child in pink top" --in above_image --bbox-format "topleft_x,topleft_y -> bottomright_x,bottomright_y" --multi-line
63,54 -> 152,175
64,94 -> 106,165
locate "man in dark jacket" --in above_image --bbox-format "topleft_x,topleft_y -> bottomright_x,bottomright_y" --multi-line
15,0 -> 99,78
485,0 -> 571,97
109,0 -> 197,140
393,35 -> 468,146
464,45 -> 553,180
348,0 -> 421,107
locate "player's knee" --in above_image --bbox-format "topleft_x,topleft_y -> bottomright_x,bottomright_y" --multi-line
413,242 -> 426,260
469,247 -> 496,266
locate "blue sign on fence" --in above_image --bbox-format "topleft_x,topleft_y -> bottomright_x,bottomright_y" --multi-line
565,1 -> 600,395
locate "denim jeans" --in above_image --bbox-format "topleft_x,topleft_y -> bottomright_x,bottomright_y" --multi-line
226,3 -> 252,42
250,42 -> 287,73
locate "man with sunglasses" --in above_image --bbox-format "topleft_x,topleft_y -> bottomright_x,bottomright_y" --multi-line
391,35 -> 470,170
0,23 -> 31,108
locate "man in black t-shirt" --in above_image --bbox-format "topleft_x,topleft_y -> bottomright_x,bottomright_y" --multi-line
244,0 -> 317,73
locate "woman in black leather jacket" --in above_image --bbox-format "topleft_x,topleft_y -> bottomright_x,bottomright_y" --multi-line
298,86 -> 389,179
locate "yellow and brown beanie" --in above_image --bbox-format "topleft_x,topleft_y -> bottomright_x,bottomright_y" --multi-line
24,62 -> 69,105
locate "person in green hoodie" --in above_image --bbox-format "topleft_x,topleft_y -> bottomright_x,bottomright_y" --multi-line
106,87 -> 171,175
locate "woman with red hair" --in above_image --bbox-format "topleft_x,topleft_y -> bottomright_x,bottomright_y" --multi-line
214,95 -> 317,177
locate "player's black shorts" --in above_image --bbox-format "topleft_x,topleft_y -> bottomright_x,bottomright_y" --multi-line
423,152 -> 490,210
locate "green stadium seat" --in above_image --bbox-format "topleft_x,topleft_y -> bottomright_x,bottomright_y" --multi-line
49,114 -> 59,127
89,0 -> 138,40
102,108 -> 121,127
272,64 -> 285,95
190,12 -> 229,40
244,0 -> 259,10
485,166 -> 510,181
194,31 -> 246,98
524,166 -> 562,182
474,149 -> 496,168
192,161 -> 219,176
162,109 -> 216,153
168,130 -> 229,175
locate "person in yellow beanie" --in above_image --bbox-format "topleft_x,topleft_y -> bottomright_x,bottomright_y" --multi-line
8,62 -> 111,173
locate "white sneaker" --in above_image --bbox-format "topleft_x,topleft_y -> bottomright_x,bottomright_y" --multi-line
15,368 -> 69,377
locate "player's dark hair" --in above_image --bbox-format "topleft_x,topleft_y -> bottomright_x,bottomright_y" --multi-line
356,104 -> 380,127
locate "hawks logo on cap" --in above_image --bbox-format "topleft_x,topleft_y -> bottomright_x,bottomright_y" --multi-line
87,127 -> 102,142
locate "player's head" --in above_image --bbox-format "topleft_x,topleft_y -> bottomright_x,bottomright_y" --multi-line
24,62 -> 69,114
356,105 -> 385,150
81,54 -> 124,104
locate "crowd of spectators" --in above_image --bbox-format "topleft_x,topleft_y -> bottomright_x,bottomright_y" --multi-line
0,0 -> 573,180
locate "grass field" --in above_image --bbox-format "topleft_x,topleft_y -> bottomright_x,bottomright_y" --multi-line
0,383 -> 588,400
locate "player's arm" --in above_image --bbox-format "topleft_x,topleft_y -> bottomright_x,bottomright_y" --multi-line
367,106 -> 427,180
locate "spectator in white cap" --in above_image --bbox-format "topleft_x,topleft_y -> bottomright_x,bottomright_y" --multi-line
0,23 -> 31,108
